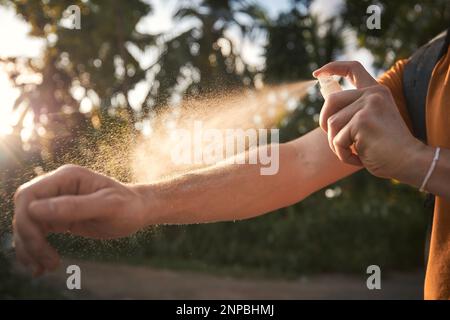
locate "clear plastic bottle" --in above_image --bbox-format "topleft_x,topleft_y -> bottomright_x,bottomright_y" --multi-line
317,75 -> 342,99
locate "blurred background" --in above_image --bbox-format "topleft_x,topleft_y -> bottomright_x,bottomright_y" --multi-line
0,0 -> 449,299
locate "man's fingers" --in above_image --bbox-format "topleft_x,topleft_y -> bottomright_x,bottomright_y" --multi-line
313,61 -> 377,88
28,190 -> 112,230
17,165 -> 88,201
13,234 -> 47,277
326,101 -> 363,153
319,89 -> 364,132
13,233 -> 34,269
13,213 -> 60,273
14,189 -> 60,273
332,118 -> 363,167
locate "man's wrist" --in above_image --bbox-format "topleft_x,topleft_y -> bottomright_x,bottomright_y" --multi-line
130,183 -> 169,227
395,139 -> 435,188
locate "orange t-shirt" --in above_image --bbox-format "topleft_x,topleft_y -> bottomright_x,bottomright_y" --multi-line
378,47 -> 450,299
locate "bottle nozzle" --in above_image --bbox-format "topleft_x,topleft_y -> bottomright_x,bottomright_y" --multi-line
318,75 -> 342,99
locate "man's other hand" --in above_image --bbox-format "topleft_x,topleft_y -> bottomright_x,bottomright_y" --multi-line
13,164 -> 148,276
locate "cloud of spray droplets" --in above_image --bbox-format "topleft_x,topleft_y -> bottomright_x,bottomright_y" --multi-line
131,80 -> 317,182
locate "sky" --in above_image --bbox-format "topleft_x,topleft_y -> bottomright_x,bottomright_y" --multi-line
0,6 -> 44,135
0,0 -> 374,136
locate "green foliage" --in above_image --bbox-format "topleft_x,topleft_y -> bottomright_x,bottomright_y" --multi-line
4,0 -> 154,162
342,0 -> 450,69
265,10 -> 343,82
151,0 -> 265,109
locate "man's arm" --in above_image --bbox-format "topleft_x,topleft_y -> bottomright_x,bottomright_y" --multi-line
134,128 -> 361,225
13,127 -> 360,275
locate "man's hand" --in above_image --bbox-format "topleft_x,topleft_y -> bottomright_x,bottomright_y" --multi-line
313,61 -> 429,182
13,164 -> 147,276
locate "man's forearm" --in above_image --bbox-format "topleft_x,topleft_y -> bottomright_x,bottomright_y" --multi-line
133,144 -> 305,225
132,128 -> 360,226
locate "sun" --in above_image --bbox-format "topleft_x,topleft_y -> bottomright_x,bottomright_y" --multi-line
0,71 -> 19,137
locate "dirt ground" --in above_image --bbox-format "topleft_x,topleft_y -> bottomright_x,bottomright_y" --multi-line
31,259 -> 425,300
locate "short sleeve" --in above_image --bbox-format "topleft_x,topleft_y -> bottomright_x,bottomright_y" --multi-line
377,59 -> 413,132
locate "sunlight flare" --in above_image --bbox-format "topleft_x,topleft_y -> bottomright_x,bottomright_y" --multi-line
0,72 -> 19,137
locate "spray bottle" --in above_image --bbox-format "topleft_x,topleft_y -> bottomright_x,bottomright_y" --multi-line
317,75 -> 342,99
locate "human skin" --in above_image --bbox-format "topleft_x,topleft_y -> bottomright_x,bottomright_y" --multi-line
313,61 -> 450,195
12,61 -> 450,276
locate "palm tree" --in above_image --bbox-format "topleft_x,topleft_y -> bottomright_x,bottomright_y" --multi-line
147,0 -> 268,113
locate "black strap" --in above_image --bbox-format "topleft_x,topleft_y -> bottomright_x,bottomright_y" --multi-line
402,28 -> 449,271
438,27 -> 450,59
403,30 -> 448,142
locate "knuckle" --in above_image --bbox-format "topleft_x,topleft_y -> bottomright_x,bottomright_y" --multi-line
351,60 -> 363,69
26,208 -> 38,221
365,85 -> 379,94
377,84 -> 390,95
332,134 -> 342,147
105,191 -> 128,212
355,111 -> 369,126
366,84 -> 390,99
14,186 -> 29,204
327,91 -> 340,102
327,115 -> 339,129
61,197 -> 76,214
366,92 -> 383,105
109,193 -> 126,207
58,164 -> 85,176
48,197 -> 73,217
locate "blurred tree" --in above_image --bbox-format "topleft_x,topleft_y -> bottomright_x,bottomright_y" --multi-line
1,0 -> 273,157
3,0 -> 154,161
342,0 -> 450,69
148,0 -> 268,111
264,3 -> 344,141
